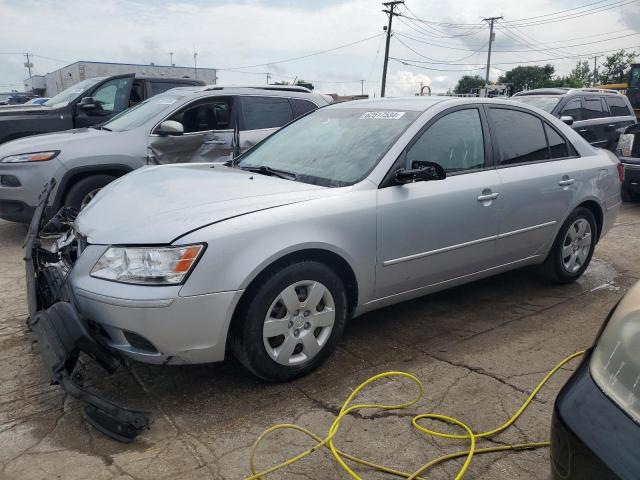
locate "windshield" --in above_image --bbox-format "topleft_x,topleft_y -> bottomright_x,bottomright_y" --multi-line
44,78 -> 102,109
102,94 -> 184,132
237,107 -> 420,187
511,95 -> 561,113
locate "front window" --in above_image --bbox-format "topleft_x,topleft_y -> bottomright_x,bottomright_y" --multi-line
43,78 -> 102,109
511,95 -> 561,113
102,94 -> 185,132
237,107 -> 420,187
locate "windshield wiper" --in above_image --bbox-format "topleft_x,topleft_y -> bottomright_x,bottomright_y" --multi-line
238,165 -> 297,181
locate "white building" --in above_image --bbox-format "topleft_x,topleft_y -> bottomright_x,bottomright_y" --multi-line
24,61 -> 217,96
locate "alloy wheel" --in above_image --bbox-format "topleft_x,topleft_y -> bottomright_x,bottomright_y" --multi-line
561,218 -> 592,273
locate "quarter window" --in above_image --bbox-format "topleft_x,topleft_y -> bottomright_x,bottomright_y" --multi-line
406,109 -> 485,174
582,97 -> 607,119
489,108 -> 549,165
561,98 -> 582,121
291,98 -> 318,118
241,96 -> 293,130
545,124 -> 570,159
605,96 -> 632,117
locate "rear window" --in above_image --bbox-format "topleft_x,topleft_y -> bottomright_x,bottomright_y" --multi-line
241,96 -> 294,130
583,97 -> 607,119
605,96 -> 632,117
150,82 -> 191,96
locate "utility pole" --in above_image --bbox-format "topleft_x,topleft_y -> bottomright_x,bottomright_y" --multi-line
266,72 -> 271,85
169,52 -> 174,66
381,0 -> 404,98
593,56 -> 598,86
483,16 -> 502,90
24,53 -> 33,80
193,51 -> 198,80
360,79 -> 365,95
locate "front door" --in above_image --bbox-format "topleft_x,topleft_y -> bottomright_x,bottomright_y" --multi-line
74,75 -> 134,128
375,106 -> 502,299
148,96 -> 237,164
486,106 -> 581,263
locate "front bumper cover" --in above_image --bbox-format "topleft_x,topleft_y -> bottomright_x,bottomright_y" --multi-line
24,180 -> 153,442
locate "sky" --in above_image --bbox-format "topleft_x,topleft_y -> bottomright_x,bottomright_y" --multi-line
0,0 -> 639,96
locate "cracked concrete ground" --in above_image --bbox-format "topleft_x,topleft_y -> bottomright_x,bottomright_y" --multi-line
1,204 -> 640,480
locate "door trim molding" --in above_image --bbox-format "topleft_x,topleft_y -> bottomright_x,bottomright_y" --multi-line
382,220 -> 556,267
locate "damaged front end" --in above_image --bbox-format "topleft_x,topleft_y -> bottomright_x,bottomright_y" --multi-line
24,180 -> 153,442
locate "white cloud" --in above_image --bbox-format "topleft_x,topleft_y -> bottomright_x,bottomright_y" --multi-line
0,0 -> 636,95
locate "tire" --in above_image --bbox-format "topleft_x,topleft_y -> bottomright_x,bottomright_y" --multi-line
63,174 -> 116,211
231,261 -> 348,382
540,207 -> 597,284
622,186 -> 638,203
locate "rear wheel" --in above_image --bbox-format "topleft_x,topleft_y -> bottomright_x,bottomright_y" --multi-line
63,174 -> 116,211
231,261 -> 347,382
540,207 -> 597,284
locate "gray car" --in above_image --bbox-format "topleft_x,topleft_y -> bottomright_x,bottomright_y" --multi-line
0,85 -> 330,222
27,96 -> 621,437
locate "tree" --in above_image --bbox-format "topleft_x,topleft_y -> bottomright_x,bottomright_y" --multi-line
498,64 -> 556,92
569,60 -> 591,87
454,75 -> 485,94
599,49 -> 637,84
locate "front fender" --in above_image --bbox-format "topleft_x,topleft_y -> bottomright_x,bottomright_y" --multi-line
177,189 -> 377,306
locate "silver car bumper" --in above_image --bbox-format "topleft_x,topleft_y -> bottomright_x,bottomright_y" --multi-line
70,244 -> 243,365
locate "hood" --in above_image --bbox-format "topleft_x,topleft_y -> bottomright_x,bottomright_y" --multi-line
75,164 -> 333,244
0,128 -> 110,157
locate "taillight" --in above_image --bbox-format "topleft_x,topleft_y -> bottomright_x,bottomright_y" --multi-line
617,162 -> 624,183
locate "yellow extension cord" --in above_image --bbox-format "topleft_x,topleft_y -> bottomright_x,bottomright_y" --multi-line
244,350 -> 586,480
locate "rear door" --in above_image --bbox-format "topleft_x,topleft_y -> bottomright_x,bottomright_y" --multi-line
574,96 -> 610,148
147,95 -> 237,164
74,74 -> 135,127
604,95 -> 636,148
239,96 -> 294,150
487,105 -> 584,263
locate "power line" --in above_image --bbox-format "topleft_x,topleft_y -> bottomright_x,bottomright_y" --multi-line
217,33 -> 383,71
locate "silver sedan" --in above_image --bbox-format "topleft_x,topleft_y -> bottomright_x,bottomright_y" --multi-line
34,96 -> 622,382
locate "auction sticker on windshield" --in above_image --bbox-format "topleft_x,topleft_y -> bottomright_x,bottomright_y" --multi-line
360,111 -> 406,120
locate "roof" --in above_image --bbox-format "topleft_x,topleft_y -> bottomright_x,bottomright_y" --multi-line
164,85 -> 330,102
514,87 -> 623,97
329,96 -> 448,111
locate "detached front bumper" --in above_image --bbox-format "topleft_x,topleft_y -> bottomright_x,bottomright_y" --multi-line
551,351 -> 640,480
25,181 -> 153,442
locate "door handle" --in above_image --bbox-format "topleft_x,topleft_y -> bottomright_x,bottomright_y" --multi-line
604,124 -> 616,131
477,192 -> 499,202
578,129 -> 589,133
558,178 -> 575,186
204,139 -> 227,145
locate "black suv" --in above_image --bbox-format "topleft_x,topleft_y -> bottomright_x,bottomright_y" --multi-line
511,88 -> 636,151
0,74 -> 204,144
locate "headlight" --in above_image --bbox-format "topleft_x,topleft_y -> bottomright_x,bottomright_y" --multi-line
90,244 -> 204,285
591,281 -> 640,423
0,151 -> 60,163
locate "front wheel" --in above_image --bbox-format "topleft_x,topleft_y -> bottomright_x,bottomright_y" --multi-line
63,174 -> 117,211
231,261 -> 347,382
540,207 -> 597,284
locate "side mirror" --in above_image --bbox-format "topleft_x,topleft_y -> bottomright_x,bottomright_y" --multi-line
560,115 -> 574,126
78,97 -> 96,110
395,161 -> 446,184
155,120 -> 184,136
